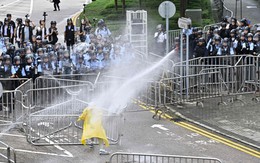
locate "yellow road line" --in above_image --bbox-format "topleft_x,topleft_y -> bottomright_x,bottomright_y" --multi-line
72,12 -> 81,25
137,103 -> 260,158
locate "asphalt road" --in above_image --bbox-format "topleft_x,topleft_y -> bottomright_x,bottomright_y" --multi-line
0,107 -> 259,163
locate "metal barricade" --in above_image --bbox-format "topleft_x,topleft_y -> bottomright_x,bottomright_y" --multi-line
109,152 -> 222,163
24,83 -> 94,112
44,73 -> 101,84
0,141 -> 16,163
168,29 -> 181,50
27,99 -> 123,146
0,90 -> 24,126
34,76 -> 94,89
159,71 -> 225,104
0,78 -> 29,91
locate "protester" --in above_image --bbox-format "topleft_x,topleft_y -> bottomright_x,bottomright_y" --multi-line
77,107 -> 110,155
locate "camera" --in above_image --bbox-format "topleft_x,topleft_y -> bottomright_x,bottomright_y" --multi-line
43,12 -> 48,17
25,14 -> 30,19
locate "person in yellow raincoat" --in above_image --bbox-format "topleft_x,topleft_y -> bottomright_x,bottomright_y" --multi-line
78,107 -> 110,155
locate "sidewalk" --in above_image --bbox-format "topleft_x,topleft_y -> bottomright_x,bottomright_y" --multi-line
171,94 -> 260,148
223,0 -> 260,24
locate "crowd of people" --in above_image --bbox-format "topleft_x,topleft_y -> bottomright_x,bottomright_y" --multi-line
0,14 -> 134,80
1,12 -> 260,82
154,17 -> 260,61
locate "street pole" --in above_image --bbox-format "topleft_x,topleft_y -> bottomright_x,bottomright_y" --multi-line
240,0 -> 243,19
186,33 -> 189,100
165,3 -> 169,55
235,0 -> 238,18
180,30 -> 183,102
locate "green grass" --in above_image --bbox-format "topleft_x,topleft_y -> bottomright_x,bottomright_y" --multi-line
78,0 -> 214,36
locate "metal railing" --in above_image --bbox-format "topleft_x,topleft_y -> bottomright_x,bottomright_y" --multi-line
109,152 -> 222,163
0,78 -> 29,91
0,141 -> 16,163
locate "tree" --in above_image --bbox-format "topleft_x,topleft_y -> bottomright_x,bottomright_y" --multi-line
122,0 -> 126,13
115,0 -> 118,10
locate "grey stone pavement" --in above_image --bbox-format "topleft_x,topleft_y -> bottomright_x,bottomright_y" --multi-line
172,94 -> 260,148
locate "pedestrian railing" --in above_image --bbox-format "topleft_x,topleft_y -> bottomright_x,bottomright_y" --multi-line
109,152 -> 222,163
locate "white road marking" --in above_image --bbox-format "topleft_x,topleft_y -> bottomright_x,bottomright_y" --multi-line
151,124 -> 169,131
30,127 -> 73,157
0,0 -> 21,9
0,147 -> 73,157
0,133 -> 26,138
29,0 -> 33,15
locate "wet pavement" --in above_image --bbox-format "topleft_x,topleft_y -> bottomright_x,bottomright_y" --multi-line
0,105 -> 260,163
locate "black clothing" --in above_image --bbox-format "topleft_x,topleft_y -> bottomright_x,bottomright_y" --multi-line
193,45 -> 207,58
65,25 -> 75,47
48,27 -> 58,45
53,0 -> 60,11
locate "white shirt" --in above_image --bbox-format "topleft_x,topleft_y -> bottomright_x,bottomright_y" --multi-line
154,31 -> 166,43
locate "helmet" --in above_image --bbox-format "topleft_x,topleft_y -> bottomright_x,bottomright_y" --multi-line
156,24 -> 163,30
230,29 -> 236,34
213,28 -> 219,34
240,18 -> 248,26
198,37 -> 205,43
25,54 -> 34,60
253,33 -> 259,41
43,53 -> 49,59
214,35 -> 221,42
3,55 -> 11,61
46,44 -> 54,52
244,26 -> 250,31
247,33 -> 254,38
96,44 -> 103,50
197,30 -> 203,36
78,55 -> 84,60
14,56 -> 21,62
240,32 -> 246,37
221,22 -> 226,28
193,27 -> 198,32
37,48 -> 43,53
51,21 -> 56,25
174,37 -> 180,42
256,27 -> 260,33
49,51 -> 55,57
60,45 -> 66,50
36,35 -> 42,40
222,16 -> 229,23
10,44 -> 16,51
231,17 -> 237,23
63,50 -> 69,57
222,37 -> 229,43
98,19 -> 105,27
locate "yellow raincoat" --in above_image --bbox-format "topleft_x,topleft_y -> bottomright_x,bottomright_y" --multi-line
77,107 -> 109,147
